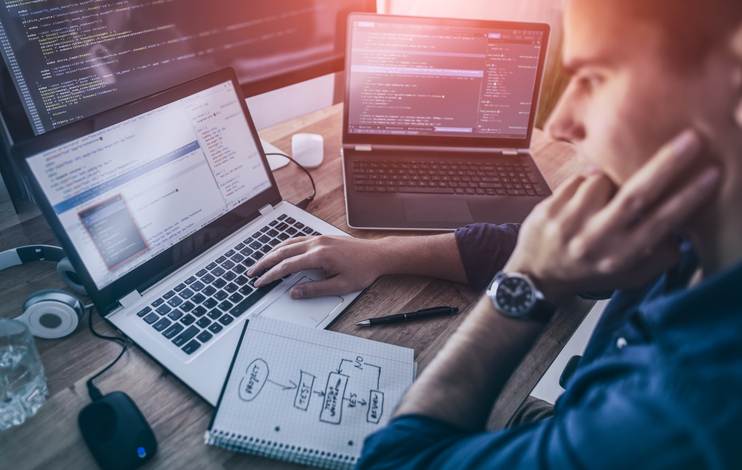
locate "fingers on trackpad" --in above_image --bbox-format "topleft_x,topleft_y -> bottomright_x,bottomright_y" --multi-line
258,276 -> 343,328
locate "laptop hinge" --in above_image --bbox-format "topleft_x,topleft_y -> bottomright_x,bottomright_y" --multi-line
119,290 -> 142,309
259,204 -> 274,217
502,148 -> 519,156
355,144 -> 372,151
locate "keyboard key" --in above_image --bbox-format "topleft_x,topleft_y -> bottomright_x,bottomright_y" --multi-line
233,264 -> 247,274
152,298 -> 164,307
180,301 -> 195,312
228,292 -> 244,304
206,262 -> 217,270
191,281 -> 205,291
163,290 -> 176,300
143,313 -> 159,324
224,249 -> 235,257
213,278 -> 227,289
234,243 -> 245,250
202,285 -> 217,297
224,282 -> 238,293
156,304 -> 172,315
286,217 -> 296,224
218,300 -> 234,311
179,288 -> 194,299
185,276 -> 196,285
240,247 -> 254,257
203,298 -> 218,309
136,307 -> 152,317
222,260 -> 235,270
269,239 -> 281,247
215,290 -> 229,301
167,296 -> 183,307
207,309 -> 222,320
277,214 -> 287,221
168,309 -> 183,321
191,293 -> 206,304
162,323 -> 184,339
215,256 -> 226,264
153,318 -> 171,332
235,275 -> 249,286
182,340 -> 201,355
276,222 -> 289,231
243,257 -> 256,267
174,283 -> 186,292
249,241 -> 262,250
218,315 -> 234,326
253,251 -> 264,260
295,222 -> 304,229
223,271 -> 237,282
230,280 -> 280,317
232,253 -> 244,263
269,220 -> 278,226
267,229 -> 279,237
208,323 -> 223,334
196,269 -> 207,277
278,233 -> 290,241
196,331 -> 213,343
260,226 -> 270,233
258,235 -> 270,244
286,227 -> 298,235
180,314 -> 196,326
196,317 -> 211,329
202,273 -> 215,284
192,306 -> 207,317
238,285 -> 254,296
212,266 -> 226,277
173,326 -> 200,346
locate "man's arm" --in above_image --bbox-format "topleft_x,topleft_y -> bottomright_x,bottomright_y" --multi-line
393,294 -> 542,430
249,233 -> 468,298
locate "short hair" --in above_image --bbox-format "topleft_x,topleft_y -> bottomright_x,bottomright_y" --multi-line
611,0 -> 742,69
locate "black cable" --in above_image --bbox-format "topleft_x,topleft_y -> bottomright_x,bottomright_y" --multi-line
85,304 -> 127,401
265,152 -> 316,210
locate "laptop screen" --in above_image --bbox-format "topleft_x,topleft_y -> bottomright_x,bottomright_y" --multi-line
25,80 -> 271,291
344,15 -> 549,147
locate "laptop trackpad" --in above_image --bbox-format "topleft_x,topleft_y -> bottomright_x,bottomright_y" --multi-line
257,276 -> 343,328
402,199 -> 474,224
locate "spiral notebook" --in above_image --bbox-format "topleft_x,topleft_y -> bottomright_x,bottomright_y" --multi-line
205,315 -> 416,469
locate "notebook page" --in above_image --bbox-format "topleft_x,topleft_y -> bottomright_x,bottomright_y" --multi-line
210,315 -> 415,458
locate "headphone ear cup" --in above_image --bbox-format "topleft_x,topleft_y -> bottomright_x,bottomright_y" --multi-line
18,289 -> 84,339
57,257 -> 88,297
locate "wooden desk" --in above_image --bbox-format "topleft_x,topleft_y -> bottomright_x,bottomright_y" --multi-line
0,104 -> 593,469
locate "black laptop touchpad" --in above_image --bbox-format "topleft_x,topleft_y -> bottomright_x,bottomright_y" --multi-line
402,199 -> 474,224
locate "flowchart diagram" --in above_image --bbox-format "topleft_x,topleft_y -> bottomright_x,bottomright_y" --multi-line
237,355 -> 385,425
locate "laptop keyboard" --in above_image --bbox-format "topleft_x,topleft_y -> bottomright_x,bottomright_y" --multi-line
350,159 -> 548,196
135,213 -> 321,355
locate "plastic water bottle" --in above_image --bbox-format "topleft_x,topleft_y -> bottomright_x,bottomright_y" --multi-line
0,319 -> 48,431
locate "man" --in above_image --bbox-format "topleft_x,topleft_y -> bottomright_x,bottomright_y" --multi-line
250,0 -> 742,466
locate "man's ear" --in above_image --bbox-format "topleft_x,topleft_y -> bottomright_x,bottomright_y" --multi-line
732,21 -> 742,128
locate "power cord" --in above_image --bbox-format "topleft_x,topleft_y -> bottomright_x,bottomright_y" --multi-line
265,152 -> 316,210
84,304 -> 128,401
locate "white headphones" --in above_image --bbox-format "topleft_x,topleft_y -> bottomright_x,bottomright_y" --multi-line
1,245 -> 88,339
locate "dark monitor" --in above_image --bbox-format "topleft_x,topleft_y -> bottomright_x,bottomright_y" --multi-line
0,0 -> 375,206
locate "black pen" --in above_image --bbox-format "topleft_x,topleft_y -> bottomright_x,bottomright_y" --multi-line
356,306 -> 459,326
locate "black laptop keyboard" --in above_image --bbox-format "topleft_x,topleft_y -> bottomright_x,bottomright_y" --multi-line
350,159 -> 548,197
135,214 -> 321,355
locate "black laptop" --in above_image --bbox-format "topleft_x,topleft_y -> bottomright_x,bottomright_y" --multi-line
342,14 -> 552,230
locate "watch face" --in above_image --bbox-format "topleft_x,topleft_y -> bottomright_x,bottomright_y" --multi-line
495,276 -> 535,316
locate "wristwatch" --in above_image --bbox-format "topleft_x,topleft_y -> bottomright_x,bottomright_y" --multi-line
486,271 -> 556,324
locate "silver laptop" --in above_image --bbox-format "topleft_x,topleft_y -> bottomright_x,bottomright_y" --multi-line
342,14 -> 552,230
14,69 -> 362,405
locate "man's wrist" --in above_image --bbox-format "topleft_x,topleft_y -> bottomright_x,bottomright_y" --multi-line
501,260 -> 564,306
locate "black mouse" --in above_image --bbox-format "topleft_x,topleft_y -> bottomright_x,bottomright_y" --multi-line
78,392 -> 157,470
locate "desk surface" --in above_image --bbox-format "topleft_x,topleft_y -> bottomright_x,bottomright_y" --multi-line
0,103 -> 593,470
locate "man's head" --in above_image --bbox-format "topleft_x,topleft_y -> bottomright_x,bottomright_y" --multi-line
546,0 -> 742,186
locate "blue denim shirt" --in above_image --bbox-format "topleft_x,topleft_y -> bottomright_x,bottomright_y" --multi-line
357,224 -> 742,470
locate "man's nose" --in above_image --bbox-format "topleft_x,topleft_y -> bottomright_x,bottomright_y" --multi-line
545,96 -> 586,144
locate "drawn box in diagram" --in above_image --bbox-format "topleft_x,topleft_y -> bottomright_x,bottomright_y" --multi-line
294,371 -> 315,411
367,390 -> 384,424
320,372 -> 348,424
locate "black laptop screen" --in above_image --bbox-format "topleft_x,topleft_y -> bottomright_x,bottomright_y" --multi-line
25,79 -> 271,291
344,15 -> 548,146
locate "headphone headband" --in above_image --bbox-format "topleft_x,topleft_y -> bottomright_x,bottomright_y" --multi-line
0,245 -> 65,271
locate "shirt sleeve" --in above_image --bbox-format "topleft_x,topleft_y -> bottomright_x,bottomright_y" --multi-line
356,375 -> 715,470
454,223 -> 520,290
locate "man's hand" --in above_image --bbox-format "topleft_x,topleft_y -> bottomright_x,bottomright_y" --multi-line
248,233 -> 467,299
505,130 -> 721,303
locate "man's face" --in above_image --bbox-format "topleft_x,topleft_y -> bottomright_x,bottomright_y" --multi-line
546,0 -> 729,184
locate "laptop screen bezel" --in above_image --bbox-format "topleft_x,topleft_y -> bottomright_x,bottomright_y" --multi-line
342,14 -> 551,150
13,68 -> 283,315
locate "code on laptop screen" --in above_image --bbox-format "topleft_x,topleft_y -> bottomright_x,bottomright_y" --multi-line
26,80 -> 271,290
346,20 -> 544,139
